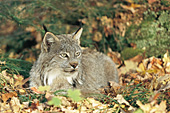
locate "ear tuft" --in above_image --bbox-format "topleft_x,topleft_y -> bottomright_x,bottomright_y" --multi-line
72,27 -> 83,45
42,32 -> 59,52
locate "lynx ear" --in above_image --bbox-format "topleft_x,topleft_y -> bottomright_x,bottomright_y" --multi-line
42,32 -> 59,52
72,27 -> 83,45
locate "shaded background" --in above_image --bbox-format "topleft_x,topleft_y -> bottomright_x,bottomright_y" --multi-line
0,0 -> 170,62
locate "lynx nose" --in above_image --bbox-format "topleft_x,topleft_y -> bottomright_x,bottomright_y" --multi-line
69,62 -> 78,68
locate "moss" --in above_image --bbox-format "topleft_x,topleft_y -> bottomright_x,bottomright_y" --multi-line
125,10 -> 170,57
121,47 -> 144,60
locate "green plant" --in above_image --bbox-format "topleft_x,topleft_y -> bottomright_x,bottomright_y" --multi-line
121,47 -> 144,60
0,58 -> 32,78
126,10 -> 170,57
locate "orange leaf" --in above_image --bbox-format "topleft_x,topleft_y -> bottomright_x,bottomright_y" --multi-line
148,0 -> 157,4
2,91 -> 18,102
153,93 -> 161,100
167,92 -> 170,97
30,87 -> 44,94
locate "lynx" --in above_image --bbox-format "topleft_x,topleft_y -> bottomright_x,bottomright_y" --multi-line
29,27 -> 119,94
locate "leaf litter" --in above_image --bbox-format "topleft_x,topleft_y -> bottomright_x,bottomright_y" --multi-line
0,51 -> 170,112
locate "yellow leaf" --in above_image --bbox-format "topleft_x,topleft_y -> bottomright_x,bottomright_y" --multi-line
137,63 -> 146,72
38,85 -> 51,92
19,89 -> 26,94
92,31 -> 102,42
163,51 -> 170,73
120,60 -> 138,74
136,100 -> 167,113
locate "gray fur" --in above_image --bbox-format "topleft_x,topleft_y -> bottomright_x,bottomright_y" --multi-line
29,28 -> 119,94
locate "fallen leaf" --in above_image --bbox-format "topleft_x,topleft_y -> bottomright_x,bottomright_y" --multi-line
129,55 -> 143,63
119,60 -> 138,74
1,70 -> 10,81
125,0 -> 134,3
30,87 -> 44,94
136,100 -> 167,113
163,51 -> 170,73
109,81 -> 122,94
86,98 -> 108,110
30,99 -> 39,110
10,97 -> 21,112
153,93 -> 161,100
107,49 -> 122,65
114,94 -> 136,111
48,97 -> 61,106
114,94 -> 130,105
120,4 -> 135,13
45,92 -> 54,101
92,31 -> 102,42
14,74 -> 24,87
148,0 -> 157,4
133,108 -> 143,113
2,91 -> 18,102
38,85 -> 51,92
67,89 -> 82,102
0,61 -> 6,65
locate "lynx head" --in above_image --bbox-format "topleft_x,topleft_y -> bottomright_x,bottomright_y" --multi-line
41,27 -> 83,75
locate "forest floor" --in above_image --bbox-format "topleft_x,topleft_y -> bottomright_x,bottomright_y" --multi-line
0,0 -> 170,112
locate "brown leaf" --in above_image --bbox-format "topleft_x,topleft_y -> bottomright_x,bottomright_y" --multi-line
2,91 -> 18,102
107,49 -> 122,65
14,74 -> 24,87
148,0 -> 157,4
109,81 -> 121,94
129,54 -> 143,63
45,92 -> 54,101
92,31 -> 102,42
30,101 -> 39,110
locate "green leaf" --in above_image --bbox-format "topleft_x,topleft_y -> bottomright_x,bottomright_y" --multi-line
48,97 -> 61,106
134,109 -> 144,113
67,89 -> 82,102
38,85 -> 51,92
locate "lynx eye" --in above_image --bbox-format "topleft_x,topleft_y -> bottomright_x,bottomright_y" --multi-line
60,53 -> 69,58
75,52 -> 81,57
